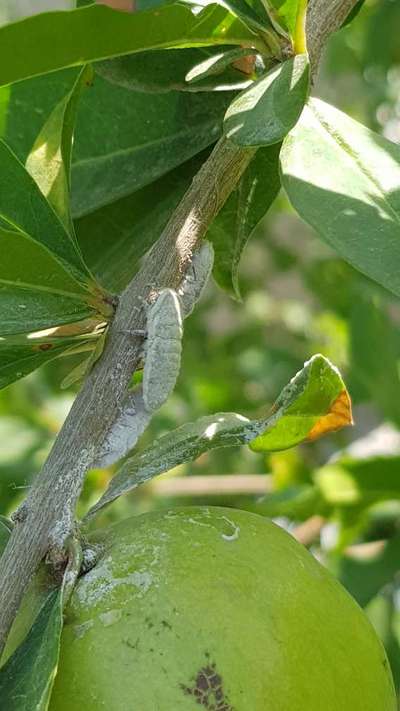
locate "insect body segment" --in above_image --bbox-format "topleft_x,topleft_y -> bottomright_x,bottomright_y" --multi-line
142,289 -> 183,413
178,241 -> 214,317
93,388 -> 151,469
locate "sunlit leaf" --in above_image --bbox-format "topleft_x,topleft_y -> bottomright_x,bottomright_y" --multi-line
250,354 -> 352,452
281,97 -> 400,298
315,455 -> 400,507
87,354 -> 351,517
185,47 -> 256,84
26,65 -> 92,232
0,3 -> 262,88
224,54 -> 309,146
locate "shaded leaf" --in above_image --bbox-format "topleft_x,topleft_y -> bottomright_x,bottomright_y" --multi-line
252,484 -> 323,520
333,533 -> 400,608
280,97 -> 400,299
366,593 -> 400,694
75,152 -> 207,292
96,47 -> 252,94
208,143 -> 281,297
0,140 -> 90,282
224,54 -> 309,146
26,65 -> 92,231
342,0 -> 366,27
0,338 -> 88,391
0,288 -> 96,337
350,298 -> 400,427
0,3 -> 262,88
0,516 -> 12,552
2,68 -> 231,218
71,76 -> 233,217
87,354 -> 351,517
0,589 -> 63,711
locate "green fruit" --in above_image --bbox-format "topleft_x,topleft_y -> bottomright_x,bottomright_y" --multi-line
50,507 -> 396,710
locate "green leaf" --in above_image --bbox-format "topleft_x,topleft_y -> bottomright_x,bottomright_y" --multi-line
76,153 -> 207,292
249,353 -> 352,452
332,533 -> 400,608
280,97 -> 400,299
0,139 -> 90,282
71,76 -> 232,217
0,589 -> 63,711
0,3 -> 262,88
350,298 -> 400,426
0,228 -> 89,297
87,354 -> 352,517
315,456 -> 400,508
2,69 -> 231,218
96,47 -> 253,94
224,54 -> 309,146
265,0 -> 306,41
0,338 -> 86,391
278,0 -> 308,51
185,47 -> 256,84
342,0 -> 365,27
0,227 -> 98,336
0,516 -> 12,552
26,66 -> 92,232
208,143 -> 281,297
252,484 -> 323,520
214,0 -> 274,35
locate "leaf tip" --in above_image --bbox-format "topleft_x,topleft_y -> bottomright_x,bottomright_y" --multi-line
306,388 -> 353,442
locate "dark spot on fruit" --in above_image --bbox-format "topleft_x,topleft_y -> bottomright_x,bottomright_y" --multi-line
124,638 -> 139,650
161,620 -> 172,630
36,343 -> 53,351
181,661 -> 235,710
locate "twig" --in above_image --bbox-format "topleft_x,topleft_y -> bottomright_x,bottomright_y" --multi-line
291,516 -> 325,546
0,0 -> 360,657
151,474 -> 273,497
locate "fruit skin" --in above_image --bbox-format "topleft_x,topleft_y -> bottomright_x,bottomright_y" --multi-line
50,507 -> 396,710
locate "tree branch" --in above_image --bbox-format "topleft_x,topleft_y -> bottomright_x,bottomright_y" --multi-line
306,0 -> 357,72
0,0 -> 360,658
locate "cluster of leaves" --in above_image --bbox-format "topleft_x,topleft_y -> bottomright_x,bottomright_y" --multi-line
0,0 -> 400,707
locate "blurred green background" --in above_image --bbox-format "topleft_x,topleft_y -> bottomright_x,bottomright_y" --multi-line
1,0 -> 400,700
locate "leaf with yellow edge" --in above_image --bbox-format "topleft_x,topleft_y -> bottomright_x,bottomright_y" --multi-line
87,354 -> 352,518
306,389 -> 353,442
249,354 -> 352,452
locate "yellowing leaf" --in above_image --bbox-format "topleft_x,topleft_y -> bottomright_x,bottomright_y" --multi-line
307,389 -> 353,442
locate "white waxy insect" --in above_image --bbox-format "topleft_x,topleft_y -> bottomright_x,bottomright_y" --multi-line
143,242 -> 213,413
93,388 -> 151,468
178,241 -> 214,317
142,288 -> 183,413
93,242 -> 214,467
